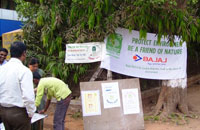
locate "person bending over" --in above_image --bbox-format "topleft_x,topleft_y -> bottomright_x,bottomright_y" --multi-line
33,72 -> 72,130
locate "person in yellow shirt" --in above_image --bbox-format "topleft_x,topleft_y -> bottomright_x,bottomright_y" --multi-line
33,72 -> 72,130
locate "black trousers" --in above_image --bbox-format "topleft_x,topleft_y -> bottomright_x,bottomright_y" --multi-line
0,106 -> 31,130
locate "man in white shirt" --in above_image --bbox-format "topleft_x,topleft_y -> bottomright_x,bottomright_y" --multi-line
0,48 -> 8,66
0,42 -> 36,130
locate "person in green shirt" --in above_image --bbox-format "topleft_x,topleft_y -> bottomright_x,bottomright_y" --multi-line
33,72 -> 72,130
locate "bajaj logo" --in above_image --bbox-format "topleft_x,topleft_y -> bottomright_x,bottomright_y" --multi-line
133,55 -> 142,61
133,54 -> 168,63
143,56 -> 167,63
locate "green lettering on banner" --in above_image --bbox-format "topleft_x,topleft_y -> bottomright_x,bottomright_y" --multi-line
153,40 -> 181,47
68,46 -> 75,48
132,38 -> 152,45
128,45 -> 134,51
173,42 -> 180,47
157,49 -> 163,54
135,46 -> 138,52
145,71 -> 158,73
140,47 -> 156,54
153,40 -> 170,47
125,64 -> 141,69
164,49 -> 182,55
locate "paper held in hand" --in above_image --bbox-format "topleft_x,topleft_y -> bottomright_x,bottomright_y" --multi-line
31,113 -> 48,123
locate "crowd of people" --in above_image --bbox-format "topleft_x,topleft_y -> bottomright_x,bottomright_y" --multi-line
0,41 -> 72,130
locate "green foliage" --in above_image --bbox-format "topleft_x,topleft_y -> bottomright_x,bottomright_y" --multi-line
144,113 -> 199,125
71,111 -> 82,119
144,115 -> 160,121
15,0 -> 200,85
88,13 -> 95,30
15,0 -> 39,19
168,113 -> 189,125
124,0 -> 200,44
37,14 -> 44,26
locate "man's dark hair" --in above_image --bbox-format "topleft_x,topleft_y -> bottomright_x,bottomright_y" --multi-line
33,71 -> 41,80
0,48 -> 8,54
29,57 -> 39,65
10,42 -> 26,58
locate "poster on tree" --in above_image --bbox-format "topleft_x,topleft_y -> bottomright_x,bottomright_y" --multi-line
65,42 -> 105,63
100,28 -> 187,80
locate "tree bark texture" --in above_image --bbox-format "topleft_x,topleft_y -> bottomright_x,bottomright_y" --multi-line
107,70 -> 113,80
154,85 -> 188,118
89,64 -> 103,82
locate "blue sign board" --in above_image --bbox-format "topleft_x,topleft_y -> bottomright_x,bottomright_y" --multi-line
0,19 -> 23,36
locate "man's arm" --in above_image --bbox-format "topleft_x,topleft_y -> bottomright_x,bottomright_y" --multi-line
21,69 -> 36,117
39,99 -> 51,114
35,81 -> 45,107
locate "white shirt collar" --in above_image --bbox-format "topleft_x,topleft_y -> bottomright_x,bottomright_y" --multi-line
9,58 -> 23,64
0,60 -> 7,66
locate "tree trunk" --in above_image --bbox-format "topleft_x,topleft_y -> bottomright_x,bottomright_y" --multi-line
107,70 -> 112,80
89,63 -> 103,82
154,78 -> 188,118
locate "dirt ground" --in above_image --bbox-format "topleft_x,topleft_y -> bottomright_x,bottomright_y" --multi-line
43,83 -> 200,130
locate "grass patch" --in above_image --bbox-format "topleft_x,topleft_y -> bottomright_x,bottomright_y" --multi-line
144,115 -> 160,121
71,111 -> 82,119
144,112 -> 199,125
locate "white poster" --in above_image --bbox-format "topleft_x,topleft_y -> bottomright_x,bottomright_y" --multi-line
81,90 -> 101,116
122,88 -> 140,115
100,28 -> 187,80
31,113 -> 47,123
65,42 -> 105,63
101,82 -> 121,108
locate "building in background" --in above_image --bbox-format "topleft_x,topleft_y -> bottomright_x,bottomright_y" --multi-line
0,0 -> 23,46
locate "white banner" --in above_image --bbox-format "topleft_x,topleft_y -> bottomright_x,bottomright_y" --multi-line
100,28 -> 187,80
65,42 -> 105,63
